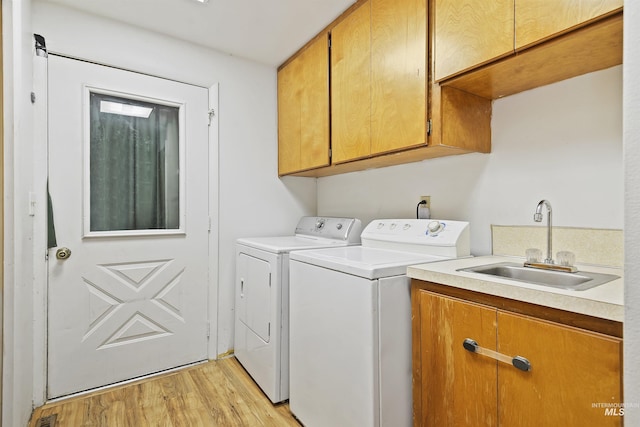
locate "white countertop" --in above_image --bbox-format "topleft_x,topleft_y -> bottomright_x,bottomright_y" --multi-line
407,255 -> 624,322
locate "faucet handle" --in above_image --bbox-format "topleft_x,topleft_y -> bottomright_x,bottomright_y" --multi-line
557,251 -> 576,267
526,248 -> 542,263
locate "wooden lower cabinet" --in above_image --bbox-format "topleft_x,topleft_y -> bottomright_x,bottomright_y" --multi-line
413,288 -> 622,427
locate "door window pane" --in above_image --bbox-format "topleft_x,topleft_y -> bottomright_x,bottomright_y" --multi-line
89,92 -> 180,232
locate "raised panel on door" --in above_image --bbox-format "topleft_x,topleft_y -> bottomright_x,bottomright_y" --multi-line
418,291 -> 498,426
331,0 -> 372,163
515,0 -> 623,50
278,57 -> 302,175
497,311 -> 622,426
434,0 -> 514,81
370,0 -> 427,155
238,253 -> 272,343
300,34 -> 330,171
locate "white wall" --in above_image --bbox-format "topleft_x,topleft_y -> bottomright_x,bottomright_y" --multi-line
31,0 -> 316,366
624,0 -> 640,422
318,66 -> 623,256
3,0 -> 37,425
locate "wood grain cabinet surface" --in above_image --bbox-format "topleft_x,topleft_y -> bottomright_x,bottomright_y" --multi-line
434,0 -> 514,82
435,0 -> 623,83
413,286 -> 623,427
516,0 -> 623,50
277,0 -> 490,177
332,0 -> 427,164
277,33 -> 330,176
331,0 -> 372,164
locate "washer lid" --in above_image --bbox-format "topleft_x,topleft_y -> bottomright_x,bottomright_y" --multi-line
290,246 -> 450,279
237,235 -> 355,253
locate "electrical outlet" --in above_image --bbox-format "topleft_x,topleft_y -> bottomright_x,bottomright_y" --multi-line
420,196 -> 431,209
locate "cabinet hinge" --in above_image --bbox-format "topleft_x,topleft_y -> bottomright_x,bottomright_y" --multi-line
329,148 -> 332,159
207,322 -> 211,338
427,119 -> 432,136
208,109 -> 215,126
268,322 -> 271,338
269,273 -> 272,287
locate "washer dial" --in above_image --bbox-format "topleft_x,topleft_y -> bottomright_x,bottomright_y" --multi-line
427,220 -> 445,235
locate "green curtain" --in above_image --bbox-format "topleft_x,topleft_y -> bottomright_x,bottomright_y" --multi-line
89,93 -> 180,232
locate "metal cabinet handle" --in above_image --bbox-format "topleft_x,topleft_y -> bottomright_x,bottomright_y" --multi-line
463,338 -> 532,372
240,278 -> 245,298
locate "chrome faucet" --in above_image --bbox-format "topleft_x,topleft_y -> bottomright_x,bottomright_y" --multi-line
534,200 -> 553,264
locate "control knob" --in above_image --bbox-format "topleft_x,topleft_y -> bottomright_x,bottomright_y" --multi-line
428,220 -> 444,234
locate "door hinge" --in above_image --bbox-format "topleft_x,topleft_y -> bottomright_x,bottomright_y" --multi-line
34,34 -> 48,58
427,119 -> 433,136
208,109 -> 215,126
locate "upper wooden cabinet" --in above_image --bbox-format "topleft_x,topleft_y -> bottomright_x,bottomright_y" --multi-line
370,0 -> 427,156
516,0 -> 623,49
277,33 -> 330,176
434,0 -> 514,82
434,0 -> 623,82
331,1 -> 372,163
332,0 -> 427,164
277,0 -> 491,177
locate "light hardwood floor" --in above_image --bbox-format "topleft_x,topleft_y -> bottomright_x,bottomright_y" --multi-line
29,357 -> 301,427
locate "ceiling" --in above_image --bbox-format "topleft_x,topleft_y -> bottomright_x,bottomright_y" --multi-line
39,0 -> 356,67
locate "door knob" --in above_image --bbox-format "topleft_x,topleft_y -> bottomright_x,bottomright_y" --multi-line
56,247 -> 72,260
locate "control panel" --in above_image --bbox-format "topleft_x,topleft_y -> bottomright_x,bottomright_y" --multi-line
295,217 -> 362,243
361,219 -> 471,257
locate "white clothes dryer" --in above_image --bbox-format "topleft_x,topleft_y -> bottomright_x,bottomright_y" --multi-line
234,216 -> 362,403
289,219 -> 470,427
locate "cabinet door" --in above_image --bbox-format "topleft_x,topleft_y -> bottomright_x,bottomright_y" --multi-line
515,0 -> 623,50
299,35 -> 330,171
370,0 -> 427,155
331,1 -> 372,163
277,56 -> 302,175
418,291 -> 498,426
277,34 -> 330,175
434,0 -> 514,81
498,311 -> 622,427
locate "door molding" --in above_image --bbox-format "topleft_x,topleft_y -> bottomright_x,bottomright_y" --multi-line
31,53 -> 219,406
207,82 -> 219,360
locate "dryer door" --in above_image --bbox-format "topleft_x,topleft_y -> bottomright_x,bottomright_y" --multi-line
237,253 -> 272,342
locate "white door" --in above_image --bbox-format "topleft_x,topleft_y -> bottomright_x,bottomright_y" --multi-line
47,55 -> 210,398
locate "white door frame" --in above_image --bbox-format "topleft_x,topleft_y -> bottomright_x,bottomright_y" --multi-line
30,51 -> 219,406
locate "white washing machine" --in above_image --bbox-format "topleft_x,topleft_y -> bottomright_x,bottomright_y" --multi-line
234,216 -> 362,403
289,219 -> 470,427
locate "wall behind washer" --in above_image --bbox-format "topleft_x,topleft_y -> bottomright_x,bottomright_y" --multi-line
318,66 -> 623,257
